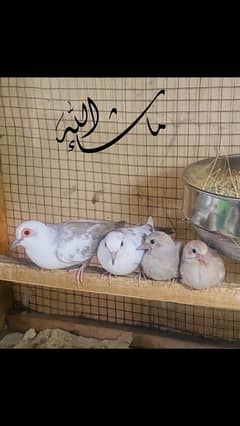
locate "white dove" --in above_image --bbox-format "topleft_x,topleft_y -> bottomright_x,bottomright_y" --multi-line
11,219 -> 125,286
97,216 -> 154,279
137,231 -> 182,281
180,239 -> 226,290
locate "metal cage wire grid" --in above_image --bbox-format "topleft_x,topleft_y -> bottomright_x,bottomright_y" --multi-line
1,77 -> 240,341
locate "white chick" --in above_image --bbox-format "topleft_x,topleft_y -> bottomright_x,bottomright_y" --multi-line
138,231 -> 182,281
97,216 -> 154,277
180,239 -> 225,289
11,219 -> 125,286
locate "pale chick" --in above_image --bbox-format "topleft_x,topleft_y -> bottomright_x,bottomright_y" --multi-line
138,231 -> 182,281
97,216 -> 154,278
11,219 -> 125,286
180,240 -> 226,290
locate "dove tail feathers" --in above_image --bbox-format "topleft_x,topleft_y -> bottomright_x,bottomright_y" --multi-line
146,216 -> 154,230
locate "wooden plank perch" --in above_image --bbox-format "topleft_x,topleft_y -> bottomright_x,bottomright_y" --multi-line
1,255 -> 240,311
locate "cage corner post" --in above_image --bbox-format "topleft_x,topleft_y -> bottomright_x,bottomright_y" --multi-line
0,169 -> 13,332
0,170 -> 9,256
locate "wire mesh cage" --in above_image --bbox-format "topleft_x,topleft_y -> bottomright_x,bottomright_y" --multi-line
1,77 -> 240,342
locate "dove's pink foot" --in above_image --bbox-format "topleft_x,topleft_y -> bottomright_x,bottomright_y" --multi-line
134,267 -> 147,286
72,259 -> 91,287
101,271 -> 113,285
167,277 -> 177,288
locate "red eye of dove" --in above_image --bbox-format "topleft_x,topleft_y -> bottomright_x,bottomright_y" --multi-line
21,228 -> 32,238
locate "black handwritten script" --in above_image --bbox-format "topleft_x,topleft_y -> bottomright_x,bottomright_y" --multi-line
55,89 -> 166,153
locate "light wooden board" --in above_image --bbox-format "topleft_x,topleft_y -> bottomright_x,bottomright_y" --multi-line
7,312 -> 230,348
1,255 -> 240,312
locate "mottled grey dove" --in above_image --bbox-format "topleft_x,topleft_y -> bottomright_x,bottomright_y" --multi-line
11,219 -> 125,286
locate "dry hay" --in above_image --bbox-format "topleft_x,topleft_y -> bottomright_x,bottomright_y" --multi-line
189,155 -> 240,198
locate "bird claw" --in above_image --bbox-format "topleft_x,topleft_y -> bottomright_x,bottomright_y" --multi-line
75,266 -> 84,287
167,278 -> 174,288
101,271 -> 113,286
72,260 -> 91,287
134,269 -> 147,286
167,277 -> 178,288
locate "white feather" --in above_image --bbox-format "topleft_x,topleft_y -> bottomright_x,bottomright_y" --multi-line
97,219 -> 153,275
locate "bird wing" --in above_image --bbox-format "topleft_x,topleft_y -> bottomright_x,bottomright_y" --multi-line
119,216 -> 154,234
215,256 -> 226,282
55,220 -> 124,264
207,247 -> 226,282
147,216 -> 154,229
120,224 -> 153,247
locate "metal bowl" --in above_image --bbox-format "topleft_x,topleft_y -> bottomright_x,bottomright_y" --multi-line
183,154 -> 240,261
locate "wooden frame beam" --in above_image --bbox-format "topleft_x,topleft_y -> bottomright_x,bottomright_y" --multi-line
0,284 -> 13,331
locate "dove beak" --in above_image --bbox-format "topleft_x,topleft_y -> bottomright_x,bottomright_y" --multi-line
11,239 -> 23,249
111,253 -> 117,265
197,254 -> 209,265
137,243 -> 151,250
